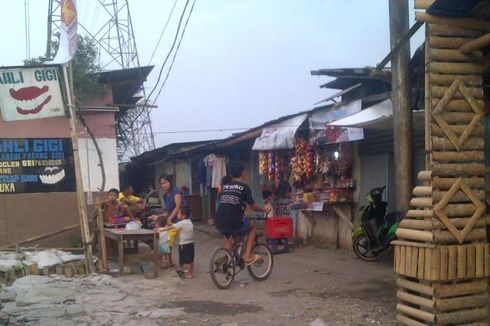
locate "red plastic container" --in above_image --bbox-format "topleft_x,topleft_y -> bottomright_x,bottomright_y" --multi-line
265,217 -> 293,240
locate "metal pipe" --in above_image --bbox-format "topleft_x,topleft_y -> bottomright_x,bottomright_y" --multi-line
389,0 -> 413,215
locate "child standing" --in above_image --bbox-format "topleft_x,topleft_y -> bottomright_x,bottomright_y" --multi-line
155,219 -> 178,268
172,206 -> 194,279
157,228 -> 171,269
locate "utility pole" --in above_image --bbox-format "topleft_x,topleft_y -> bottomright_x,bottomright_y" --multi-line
389,0 -> 413,215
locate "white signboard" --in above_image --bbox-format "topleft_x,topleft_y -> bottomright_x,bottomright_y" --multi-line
0,66 -> 65,121
252,114 -> 308,150
307,201 -> 324,211
309,100 -> 364,146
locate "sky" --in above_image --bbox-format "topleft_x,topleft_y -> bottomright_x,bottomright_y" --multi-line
0,0 -> 424,149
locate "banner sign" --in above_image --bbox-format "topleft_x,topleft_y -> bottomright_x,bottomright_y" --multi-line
0,66 -> 65,121
52,0 -> 78,63
0,138 -> 76,194
252,114 -> 308,150
309,100 -> 364,146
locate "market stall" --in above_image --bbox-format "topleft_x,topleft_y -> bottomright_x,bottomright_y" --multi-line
252,103 -> 364,249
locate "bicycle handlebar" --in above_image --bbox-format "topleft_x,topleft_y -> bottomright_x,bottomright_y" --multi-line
249,214 -> 269,221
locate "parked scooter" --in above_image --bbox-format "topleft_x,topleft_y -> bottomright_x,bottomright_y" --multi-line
352,186 -> 399,261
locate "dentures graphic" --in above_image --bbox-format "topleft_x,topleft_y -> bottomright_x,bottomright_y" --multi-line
9,86 -> 52,115
39,166 -> 65,185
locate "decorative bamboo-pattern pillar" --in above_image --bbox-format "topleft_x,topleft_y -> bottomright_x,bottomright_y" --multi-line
393,4 -> 490,325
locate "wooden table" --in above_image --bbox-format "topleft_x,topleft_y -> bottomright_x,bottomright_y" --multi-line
104,228 -> 159,277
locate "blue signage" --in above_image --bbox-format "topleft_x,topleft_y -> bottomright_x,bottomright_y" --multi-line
0,138 -> 75,194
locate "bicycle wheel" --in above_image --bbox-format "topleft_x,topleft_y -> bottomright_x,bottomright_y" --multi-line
209,248 -> 235,289
247,243 -> 273,281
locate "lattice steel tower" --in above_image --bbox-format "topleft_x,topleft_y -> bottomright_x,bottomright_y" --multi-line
47,0 -> 156,160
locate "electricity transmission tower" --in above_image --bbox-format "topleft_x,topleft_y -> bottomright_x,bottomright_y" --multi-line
47,0 -> 156,160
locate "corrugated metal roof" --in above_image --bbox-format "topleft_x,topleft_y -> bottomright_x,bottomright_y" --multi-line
94,66 -> 154,105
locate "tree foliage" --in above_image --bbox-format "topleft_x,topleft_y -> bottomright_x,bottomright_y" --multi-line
24,35 -> 105,105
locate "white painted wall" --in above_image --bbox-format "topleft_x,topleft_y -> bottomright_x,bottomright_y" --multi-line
78,137 -> 119,192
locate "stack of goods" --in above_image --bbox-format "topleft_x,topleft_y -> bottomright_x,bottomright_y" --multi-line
316,149 -> 336,179
335,143 -> 353,177
259,151 -> 268,175
274,151 -> 290,181
290,139 -> 314,185
268,151 -> 275,181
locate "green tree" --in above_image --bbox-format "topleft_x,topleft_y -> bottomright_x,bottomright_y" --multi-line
24,35 -> 105,105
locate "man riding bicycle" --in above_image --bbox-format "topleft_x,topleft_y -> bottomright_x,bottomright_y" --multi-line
215,161 -> 271,266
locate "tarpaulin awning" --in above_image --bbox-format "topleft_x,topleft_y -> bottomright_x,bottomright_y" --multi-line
309,100 -> 364,146
252,113 -> 308,150
328,99 -> 393,129
328,99 -> 425,130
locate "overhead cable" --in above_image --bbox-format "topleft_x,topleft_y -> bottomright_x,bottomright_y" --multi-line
152,127 -> 251,135
146,0 -> 191,103
147,0 -> 178,65
153,0 -> 197,103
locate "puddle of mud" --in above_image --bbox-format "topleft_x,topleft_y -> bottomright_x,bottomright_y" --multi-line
159,300 -> 262,315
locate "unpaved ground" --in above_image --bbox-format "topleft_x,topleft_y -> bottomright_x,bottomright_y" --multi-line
0,228 -> 396,325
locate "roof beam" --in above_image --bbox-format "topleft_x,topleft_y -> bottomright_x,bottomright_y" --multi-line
377,21 -> 424,69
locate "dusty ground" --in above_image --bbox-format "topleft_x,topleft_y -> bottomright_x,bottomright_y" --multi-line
0,227 -> 397,325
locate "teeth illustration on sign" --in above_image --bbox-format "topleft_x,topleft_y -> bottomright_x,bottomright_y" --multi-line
39,166 -> 65,185
9,86 -> 52,115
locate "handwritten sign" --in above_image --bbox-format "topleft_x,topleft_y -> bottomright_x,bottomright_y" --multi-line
0,138 -> 75,194
0,66 -> 65,121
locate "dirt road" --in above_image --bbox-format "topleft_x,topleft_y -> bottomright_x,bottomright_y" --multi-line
0,228 -> 396,325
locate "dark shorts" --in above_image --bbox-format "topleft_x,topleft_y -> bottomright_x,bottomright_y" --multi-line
179,243 -> 195,265
217,218 -> 250,237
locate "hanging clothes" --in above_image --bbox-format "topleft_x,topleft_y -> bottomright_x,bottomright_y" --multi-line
212,156 -> 227,188
204,154 -> 215,188
203,154 -> 228,189
198,160 -> 207,185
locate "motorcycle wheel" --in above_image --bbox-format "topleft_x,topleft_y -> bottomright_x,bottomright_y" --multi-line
353,234 -> 379,261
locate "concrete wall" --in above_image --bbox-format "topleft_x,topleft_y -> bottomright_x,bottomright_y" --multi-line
1,192 -> 79,246
0,111 -> 118,246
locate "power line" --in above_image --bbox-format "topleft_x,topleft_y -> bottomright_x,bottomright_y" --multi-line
147,0 -> 178,65
152,127 -> 251,135
146,0 -> 191,103
153,0 -> 196,103
150,123 -> 308,135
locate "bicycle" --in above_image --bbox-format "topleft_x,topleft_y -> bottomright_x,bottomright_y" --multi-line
209,216 -> 273,289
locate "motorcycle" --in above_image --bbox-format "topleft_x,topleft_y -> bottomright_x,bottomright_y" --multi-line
352,186 -> 399,261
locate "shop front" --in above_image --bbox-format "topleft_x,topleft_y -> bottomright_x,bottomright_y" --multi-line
252,103 -> 363,249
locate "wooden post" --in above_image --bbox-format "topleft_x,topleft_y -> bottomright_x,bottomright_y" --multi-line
389,0 -> 413,215
63,64 -> 96,274
96,201 -> 108,272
